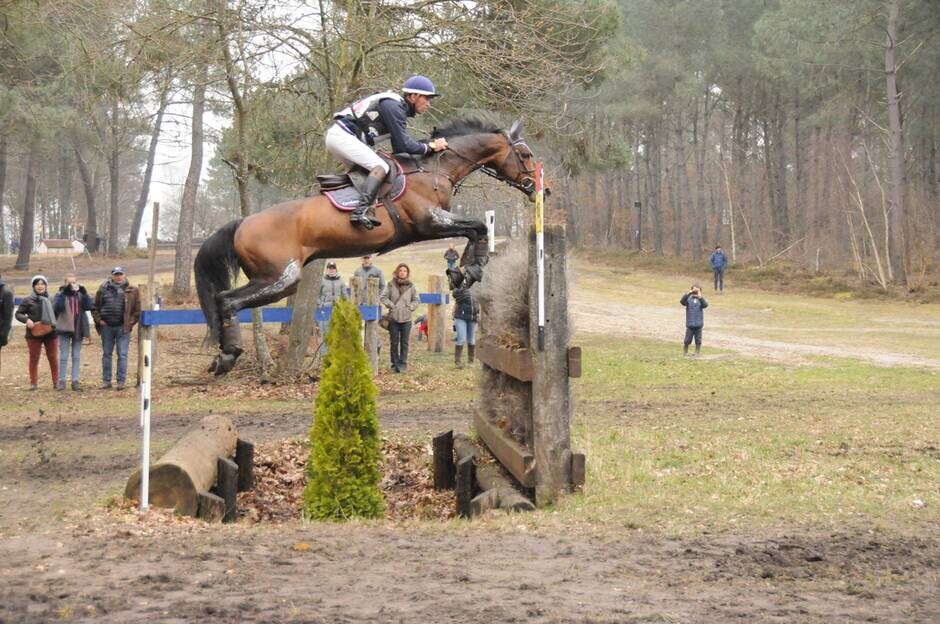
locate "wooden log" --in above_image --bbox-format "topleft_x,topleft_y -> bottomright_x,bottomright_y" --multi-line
432,430 -> 455,490
453,434 -> 534,513
455,456 -> 475,519
529,225 -> 573,506
235,438 -> 254,492
475,343 -> 534,382
124,415 -> 238,517
473,410 -> 535,487
567,346 -> 582,378
216,457 -> 238,523
427,274 -> 446,353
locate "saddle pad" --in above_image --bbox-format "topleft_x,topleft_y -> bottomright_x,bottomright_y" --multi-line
323,155 -> 407,211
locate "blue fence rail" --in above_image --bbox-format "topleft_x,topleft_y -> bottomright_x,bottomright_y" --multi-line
12,293 -> 448,327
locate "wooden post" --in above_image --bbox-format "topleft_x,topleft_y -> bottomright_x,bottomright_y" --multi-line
235,438 -> 254,492
455,456 -> 475,519
364,276 -> 379,375
216,456 -> 238,523
137,202 -> 159,386
432,430 -> 455,489
427,274 -> 445,352
528,225 -> 572,506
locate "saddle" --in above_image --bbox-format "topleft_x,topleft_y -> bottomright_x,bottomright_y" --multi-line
317,152 -> 407,212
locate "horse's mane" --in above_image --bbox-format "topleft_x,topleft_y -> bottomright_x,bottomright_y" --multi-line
431,118 -> 502,139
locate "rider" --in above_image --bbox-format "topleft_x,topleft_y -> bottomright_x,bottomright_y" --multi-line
326,75 -> 449,229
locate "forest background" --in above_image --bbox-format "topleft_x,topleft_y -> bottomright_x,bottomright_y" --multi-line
0,0 -> 937,294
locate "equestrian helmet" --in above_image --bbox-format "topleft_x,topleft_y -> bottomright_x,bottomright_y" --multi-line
402,75 -> 439,97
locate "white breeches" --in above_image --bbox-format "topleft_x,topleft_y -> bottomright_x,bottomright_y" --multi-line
325,124 -> 390,174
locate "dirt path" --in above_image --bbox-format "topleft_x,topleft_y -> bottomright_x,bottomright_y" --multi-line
2,520 -> 937,623
570,298 -> 940,370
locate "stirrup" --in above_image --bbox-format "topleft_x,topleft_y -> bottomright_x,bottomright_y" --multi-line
350,206 -> 381,229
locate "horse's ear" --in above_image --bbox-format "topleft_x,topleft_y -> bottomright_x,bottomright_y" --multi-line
509,119 -> 524,141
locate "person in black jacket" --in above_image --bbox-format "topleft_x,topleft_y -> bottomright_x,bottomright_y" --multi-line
15,275 -> 59,389
53,273 -> 95,390
325,75 -> 448,229
680,284 -> 709,356
452,284 -> 480,368
0,273 -> 14,374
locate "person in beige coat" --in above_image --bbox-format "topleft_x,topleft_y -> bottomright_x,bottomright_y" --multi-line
380,263 -> 419,373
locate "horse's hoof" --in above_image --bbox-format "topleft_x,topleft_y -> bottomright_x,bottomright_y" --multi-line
214,353 -> 237,376
446,268 -> 465,290
463,264 -> 484,287
207,356 -> 220,374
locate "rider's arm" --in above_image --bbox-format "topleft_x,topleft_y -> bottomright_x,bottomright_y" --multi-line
378,99 -> 430,157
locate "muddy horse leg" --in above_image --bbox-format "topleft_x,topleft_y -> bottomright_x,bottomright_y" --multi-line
212,259 -> 302,375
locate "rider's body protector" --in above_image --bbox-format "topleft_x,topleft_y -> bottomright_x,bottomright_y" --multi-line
333,92 -> 430,157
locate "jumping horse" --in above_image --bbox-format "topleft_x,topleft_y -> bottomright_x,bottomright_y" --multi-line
194,118 -> 546,375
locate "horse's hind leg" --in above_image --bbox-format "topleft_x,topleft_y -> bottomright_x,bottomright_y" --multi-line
213,259 -> 302,375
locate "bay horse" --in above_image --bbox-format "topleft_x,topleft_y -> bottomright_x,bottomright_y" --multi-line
194,118 -> 545,375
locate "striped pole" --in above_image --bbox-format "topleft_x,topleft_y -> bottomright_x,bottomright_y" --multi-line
535,162 -> 545,350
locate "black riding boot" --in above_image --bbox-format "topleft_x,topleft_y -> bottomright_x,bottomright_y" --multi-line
350,166 -> 385,229
467,344 -> 476,364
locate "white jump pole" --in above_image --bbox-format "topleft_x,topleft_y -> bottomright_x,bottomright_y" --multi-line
535,162 -> 545,350
139,327 -> 152,511
485,210 -> 496,253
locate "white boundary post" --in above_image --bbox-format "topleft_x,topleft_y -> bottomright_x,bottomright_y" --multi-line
139,327 -> 152,511
535,162 -> 545,350
485,210 -> 496,253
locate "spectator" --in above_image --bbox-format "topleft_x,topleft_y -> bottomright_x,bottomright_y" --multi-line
92,267 -> 141,390
381,263 -> 419,373
0,273 -> 14,372
53,273 -> 95,391
317,261 -> 347,357
15,275 -> 59,390
444,243 -> 459,271
680,284 -> 708,356
452,284 -> 480,369
354,255 -> 386,355
710,245 -> 728,292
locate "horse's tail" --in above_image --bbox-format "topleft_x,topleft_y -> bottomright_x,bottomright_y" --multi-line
194,219 -> 243,343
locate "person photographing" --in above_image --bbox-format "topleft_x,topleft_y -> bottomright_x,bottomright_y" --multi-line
680,284 -> 708,356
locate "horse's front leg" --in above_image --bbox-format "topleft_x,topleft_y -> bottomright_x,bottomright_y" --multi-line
418,208 -> 491,288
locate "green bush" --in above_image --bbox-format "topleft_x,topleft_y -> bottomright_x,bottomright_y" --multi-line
303,299 -> 384,520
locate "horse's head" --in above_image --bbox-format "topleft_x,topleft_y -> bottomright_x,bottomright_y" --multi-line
483,119 -> 548,202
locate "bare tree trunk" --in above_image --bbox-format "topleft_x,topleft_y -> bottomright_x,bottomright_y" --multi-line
58,146 -> 73,239
173,65 -> 208,298
632,129 -> 643,251
771,99 -> 790,249
0,135 -> 6,254
107,98 -> 121,254
884,0 -> 907,284
15,140 -> 40,270
128,83 -> 170,249
74,143 -> 99,252
793,91 -> 805,256
282,260 -> 325,378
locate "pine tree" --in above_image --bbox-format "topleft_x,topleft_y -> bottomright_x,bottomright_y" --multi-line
303,299 -> 384,520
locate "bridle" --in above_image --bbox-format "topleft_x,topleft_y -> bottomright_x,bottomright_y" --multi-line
423,133 -> 537,196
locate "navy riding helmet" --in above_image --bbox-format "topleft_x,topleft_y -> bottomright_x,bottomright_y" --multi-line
402,75 -> 440,97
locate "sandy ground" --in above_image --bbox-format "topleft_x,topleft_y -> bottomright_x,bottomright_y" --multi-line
2,404 -> 938,623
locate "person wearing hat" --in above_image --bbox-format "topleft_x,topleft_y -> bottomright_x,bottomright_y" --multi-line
92,267 -> 141,390
53,273 -> 95,390
353,255 -> 386,357
316,261 -> 348,357
14,275 -> 59,390
326,75 -> 448,229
